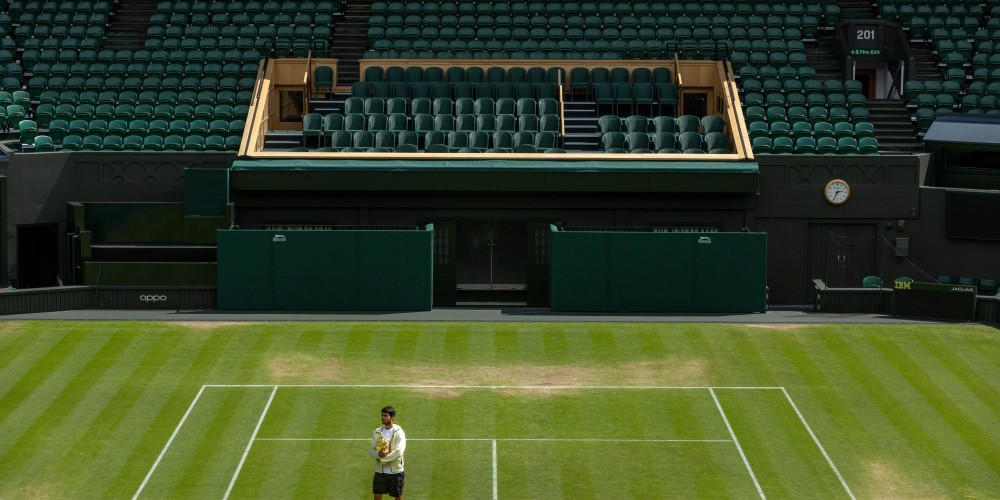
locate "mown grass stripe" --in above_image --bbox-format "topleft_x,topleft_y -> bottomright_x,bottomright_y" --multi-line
0,327 -> 100,461
0,324 -> 37,382
775,331 -> 880,489
0,327 -> 78,428
63,328 -> 183,495
868,335 -> 1000,483
12,326 -> 150,486
104,328 -> 237,498
927,335 -> 1000,418
820,332 -> 963,491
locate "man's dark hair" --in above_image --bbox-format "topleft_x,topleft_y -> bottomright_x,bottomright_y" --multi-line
381,406 -> 396,417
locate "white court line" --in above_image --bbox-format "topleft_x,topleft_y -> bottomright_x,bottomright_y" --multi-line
781,388 -> 856,500
710,388 -> 766,499
254,437 -> 733,443
205,384 -> 785,390
492,440 -> 498,500
223,385 -> 278,500
133,385 -> 207,500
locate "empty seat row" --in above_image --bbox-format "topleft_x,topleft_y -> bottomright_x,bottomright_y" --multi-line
743,92 -> 867,109
306,128 -> 559,153
364,65 -> 588,84
305,112 -> 560,135
36,89 -> 252,109
353,81 -> 560,101
34,103 -> 248,127
146,25 -> 331,43
371,1 -> 836,20
149,12 -> 337,29
601,130 -> 729,154
50,133 -> 241,151
30,61 -> 260,80
748,121 -> 875,140
742,78 -> 864,97
745,106 -> 870,125
753,136 -> 877,155
598,114 -> 722,135
155,0 -> 341,15
25,76 -> 254,95
344,96 -> 559,117
368,15 -> 818,35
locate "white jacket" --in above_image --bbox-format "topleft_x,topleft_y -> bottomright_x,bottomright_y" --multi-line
370,424 -> 406,473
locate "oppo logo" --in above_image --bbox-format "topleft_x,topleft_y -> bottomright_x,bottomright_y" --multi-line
139,295 -> 168,302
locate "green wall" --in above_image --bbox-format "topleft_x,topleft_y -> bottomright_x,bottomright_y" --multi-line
216,228 -> 434,311
550,228 -> 767,313
83,262 -> 217,286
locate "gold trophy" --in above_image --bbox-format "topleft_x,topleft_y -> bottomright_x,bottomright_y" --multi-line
375,434 -> 389,456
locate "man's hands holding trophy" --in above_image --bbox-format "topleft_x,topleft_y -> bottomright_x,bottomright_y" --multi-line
375,434 -> 390,458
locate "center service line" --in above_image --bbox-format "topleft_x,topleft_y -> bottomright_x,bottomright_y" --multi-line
223,385 -> 278,500
710,387 -> 766,499
133,385 -> 207,500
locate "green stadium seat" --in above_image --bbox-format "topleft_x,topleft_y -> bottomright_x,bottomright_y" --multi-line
811,136 -> 834,155
795,137 -> 817,154
858,137 -> 878,155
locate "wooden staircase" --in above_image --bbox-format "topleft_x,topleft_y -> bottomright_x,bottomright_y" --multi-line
331,0 -> 372,86
103,0 -> 157,50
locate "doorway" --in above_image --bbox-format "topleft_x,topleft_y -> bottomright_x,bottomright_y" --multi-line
855,69 -> 877,99
455,220 -> 528,303
807,223 -> 879,292
17,223 -> 60,288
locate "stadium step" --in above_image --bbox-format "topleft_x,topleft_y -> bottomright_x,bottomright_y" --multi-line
562,101 -> 601,152
309,99 -> 343,115
803,37 -> 844,81
332,0 -> 373,86
834,0 -> 878,21
265,131 -> 304,150
866,99 -> 924,153
909,42 -> 946,81
104,0 -> 157,50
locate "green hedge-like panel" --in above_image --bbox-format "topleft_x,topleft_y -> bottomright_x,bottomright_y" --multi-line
551,228 -> 766,313
216,228 -> 433,311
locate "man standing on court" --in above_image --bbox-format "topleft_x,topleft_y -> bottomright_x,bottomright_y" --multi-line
370,405 -> 406,500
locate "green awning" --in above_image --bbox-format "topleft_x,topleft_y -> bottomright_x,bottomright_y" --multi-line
229,159 -> 759,193
231,159 -> 759,174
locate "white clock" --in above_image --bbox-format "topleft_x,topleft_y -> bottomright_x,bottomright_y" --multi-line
824,179 -> 851,205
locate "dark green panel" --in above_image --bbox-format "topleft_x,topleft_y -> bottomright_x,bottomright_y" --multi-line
609,233 -> 695,311
184,168 -> 230,216
358,231 -> 434,310
84,203 -> 186,243
551,229 -> 767,313
217,229 -> 433,311
84,262 -> 216,286
0,176 -> 6,285
549,230 -> 610,311
216,230 -> 274,309
272,231 -> 359,310
183,208 -> 232,244
693,233 -> 768,313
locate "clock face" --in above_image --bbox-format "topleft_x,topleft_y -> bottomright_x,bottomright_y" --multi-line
824,179 -> 850,205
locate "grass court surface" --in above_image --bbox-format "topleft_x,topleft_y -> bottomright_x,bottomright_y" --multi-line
0,320 -> 998,498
